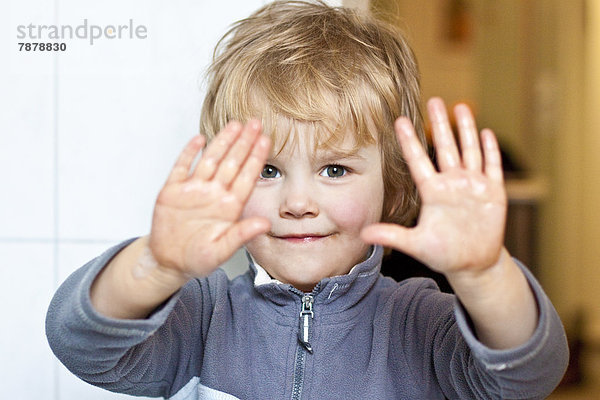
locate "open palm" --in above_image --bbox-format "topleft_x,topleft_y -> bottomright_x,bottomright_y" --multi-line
362,98 -> 507,275
149,120 -> 271,277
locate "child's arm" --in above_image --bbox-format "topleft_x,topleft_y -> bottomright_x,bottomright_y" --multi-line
90,120 -> 271,319
362,97 -> 537,350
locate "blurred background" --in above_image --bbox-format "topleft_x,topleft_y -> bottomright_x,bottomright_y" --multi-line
373,2 -> 600,399
2,0 -> 599,398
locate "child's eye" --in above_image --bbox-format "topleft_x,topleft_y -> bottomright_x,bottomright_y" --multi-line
320,165 -> 347,178
260,164 -> 280,179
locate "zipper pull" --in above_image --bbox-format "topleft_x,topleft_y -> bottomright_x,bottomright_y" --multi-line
298,294 -> 314,354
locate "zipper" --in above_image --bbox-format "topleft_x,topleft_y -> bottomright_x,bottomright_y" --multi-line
298,294 -> 314,353
290,291 -> 316,400
291,345 -> 306,400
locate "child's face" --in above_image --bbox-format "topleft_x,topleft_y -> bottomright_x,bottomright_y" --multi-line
242,127 -> 384,291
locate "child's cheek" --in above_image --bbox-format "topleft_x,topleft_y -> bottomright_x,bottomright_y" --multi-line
241,191 -> 269,219
327,196 -> 381,231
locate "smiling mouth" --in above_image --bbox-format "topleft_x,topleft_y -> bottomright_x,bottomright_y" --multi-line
270,233 -> 333,243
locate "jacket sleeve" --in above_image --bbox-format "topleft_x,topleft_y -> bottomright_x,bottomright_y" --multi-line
45,239 -> 226,398
398,259 -> 569,400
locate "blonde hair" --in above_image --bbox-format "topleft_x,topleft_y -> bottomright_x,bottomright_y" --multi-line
200,0 -> 425,226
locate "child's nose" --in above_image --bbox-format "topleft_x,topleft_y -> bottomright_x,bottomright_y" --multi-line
279,182 -> 319,219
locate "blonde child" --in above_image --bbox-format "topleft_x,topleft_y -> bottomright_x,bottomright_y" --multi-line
47,1 -> 568,399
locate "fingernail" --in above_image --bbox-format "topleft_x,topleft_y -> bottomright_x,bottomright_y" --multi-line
397,119 -> 413,136
249,119 -> 261,131
228,121 -> 242,131
455,103 -> 468,112
258,135 -> 270,148
428,97 -> 444,109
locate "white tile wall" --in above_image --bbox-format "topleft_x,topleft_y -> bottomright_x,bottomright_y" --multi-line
0,71 -> 56,239
0,243 -> 56,399
3,0 -> 56,240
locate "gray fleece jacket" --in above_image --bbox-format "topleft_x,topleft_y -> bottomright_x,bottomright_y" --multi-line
46,239 -> 568,399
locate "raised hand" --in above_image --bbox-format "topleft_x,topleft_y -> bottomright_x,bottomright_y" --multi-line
149,120 -> 271,278
362,97 -> 507,278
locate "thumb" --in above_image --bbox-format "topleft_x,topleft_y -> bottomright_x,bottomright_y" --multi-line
361,223 -> 417,256
219,217 -> 271,253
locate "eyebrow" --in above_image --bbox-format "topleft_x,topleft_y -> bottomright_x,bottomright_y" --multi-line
266,147 -> 367,164
312,149 -> 366,163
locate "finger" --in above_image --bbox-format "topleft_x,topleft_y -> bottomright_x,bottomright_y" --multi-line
360,223 -> 417,256
454,103 -> 482,171
428,97 -> 460,170
165,135 -> 206,184
217,217 -> 271,257
231,135 -> 271,203
395,117 -> 435,185
481,128 -> 504,183
193,121 -> 243,181
213,119 -> 262,187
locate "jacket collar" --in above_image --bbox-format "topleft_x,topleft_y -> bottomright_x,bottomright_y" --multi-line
246,245 -> 384,313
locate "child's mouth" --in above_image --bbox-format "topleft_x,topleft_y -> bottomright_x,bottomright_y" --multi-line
271,233 -> 332,243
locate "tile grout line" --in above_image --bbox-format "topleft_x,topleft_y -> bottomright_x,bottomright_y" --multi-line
52,0 -> 60,398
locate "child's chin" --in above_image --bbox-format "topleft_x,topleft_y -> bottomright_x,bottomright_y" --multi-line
285,269 -> 339,291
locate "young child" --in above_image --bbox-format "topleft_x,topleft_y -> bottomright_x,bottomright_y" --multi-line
46,1 -> 568,399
